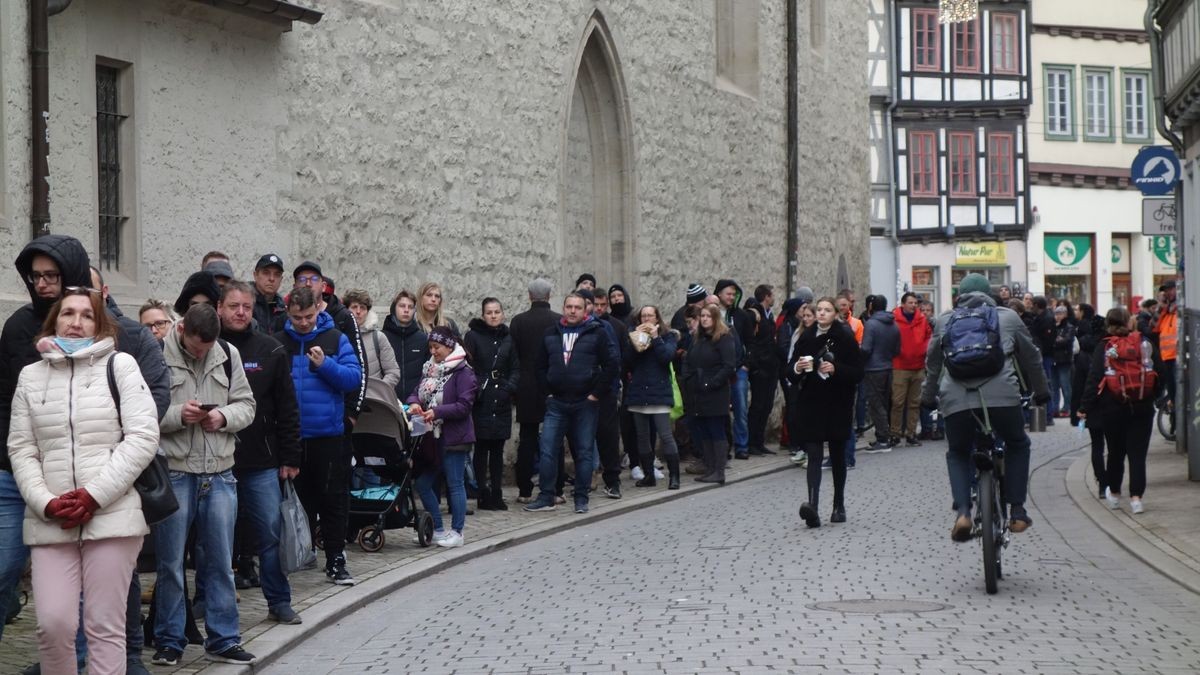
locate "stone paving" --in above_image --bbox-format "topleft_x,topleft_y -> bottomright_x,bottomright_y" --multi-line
258,426 -> 1200,675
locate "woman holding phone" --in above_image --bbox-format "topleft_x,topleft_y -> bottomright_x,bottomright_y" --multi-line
786,296 -> 864,528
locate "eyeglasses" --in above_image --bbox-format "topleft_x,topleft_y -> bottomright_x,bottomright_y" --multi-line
143,320 -> 172,331
27,272 -> 61,284
296,274 -> 322,284
63,286 -> 101,295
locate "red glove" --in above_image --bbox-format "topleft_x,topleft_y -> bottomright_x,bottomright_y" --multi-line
44,497 -> 75,520
59,489 -> 100,530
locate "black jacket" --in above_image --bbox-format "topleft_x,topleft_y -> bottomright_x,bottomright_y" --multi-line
785,322 -> 864,443
1031,311 -> 1056,357
1052,320 -> 1077,366
536,317 -> 616,402
253,289 -> 286,335
742,298 -> 779,372
625,330 -> 679,408
104,296 -> 171,419
1079,335 -> 1159,426
680,331 -> 736,417
382,313 -> 427,401
510,301 -> 561,423
0,235 -> 92,472
463,319 -> 521,440
222,326 -> 302,470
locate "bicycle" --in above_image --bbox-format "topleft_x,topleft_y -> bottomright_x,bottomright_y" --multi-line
970,421 -> 1008,595
1156,396 -> 1176,442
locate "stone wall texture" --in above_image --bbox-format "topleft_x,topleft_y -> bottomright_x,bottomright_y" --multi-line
0,0 -> 868,323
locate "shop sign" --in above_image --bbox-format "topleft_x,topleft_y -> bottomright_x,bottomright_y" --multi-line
1152,235 -> 1177,274
955,242 -> 1007,266
1043,235 -> 1092,274
1112,238 -> 1130,274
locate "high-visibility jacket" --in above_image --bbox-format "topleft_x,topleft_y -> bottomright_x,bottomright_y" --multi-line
845,315 -> 864,345
1156,307 -> 1178,361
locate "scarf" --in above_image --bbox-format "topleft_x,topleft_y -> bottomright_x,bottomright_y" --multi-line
416,343 -> 469,438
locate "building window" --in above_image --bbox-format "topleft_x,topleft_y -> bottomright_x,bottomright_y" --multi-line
991,13 -> 1019,75
953,18 -> 980,73
96,64 -> 126,272
912,9 -> 940,72
715,0 -> 760,98
1045,67 -> 1073,138
1084,68 -> 1113,141
988,133 -> 1014,198
949,131 -> 976,198
1123,71 -> 1151,140
909,130 -> 938,197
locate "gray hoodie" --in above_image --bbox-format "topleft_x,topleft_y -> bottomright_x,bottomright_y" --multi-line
861,310 -> 900,372
921,292 -> 1049,416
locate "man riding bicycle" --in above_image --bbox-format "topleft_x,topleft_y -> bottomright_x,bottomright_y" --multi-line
921,274 -> 1050,542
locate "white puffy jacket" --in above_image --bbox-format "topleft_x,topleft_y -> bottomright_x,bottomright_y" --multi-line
7,338 -> 159,545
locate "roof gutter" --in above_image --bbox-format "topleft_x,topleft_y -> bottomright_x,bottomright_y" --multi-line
29,0 -> 73,240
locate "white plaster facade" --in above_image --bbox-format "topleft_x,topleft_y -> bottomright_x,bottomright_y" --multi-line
0,0 -> 869,321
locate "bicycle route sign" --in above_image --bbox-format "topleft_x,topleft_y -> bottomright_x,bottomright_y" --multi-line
1131,146 -> 1182,196
1143,197 -> 1177,236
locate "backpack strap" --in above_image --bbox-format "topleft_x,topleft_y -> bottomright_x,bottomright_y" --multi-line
218,339 -> 232,385
106,355 -> 122,421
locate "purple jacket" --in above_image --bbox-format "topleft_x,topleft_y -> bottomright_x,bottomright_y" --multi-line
408,365 -> 477,448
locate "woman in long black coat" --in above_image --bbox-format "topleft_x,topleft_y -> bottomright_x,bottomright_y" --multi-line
463,298 -> 520,510
1070,302 -> 1108,496
786,297 -> 864,528
680,304 -> 737,485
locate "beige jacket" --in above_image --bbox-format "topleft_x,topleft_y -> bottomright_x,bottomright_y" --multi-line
160,329 -> 255,474
7,338 -> 159,545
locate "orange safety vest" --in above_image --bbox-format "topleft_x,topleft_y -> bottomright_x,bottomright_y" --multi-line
1156,308 -> 1178,361
846,316 -> 864,344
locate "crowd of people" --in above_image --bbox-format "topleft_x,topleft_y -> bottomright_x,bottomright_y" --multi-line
0,233 -> 1175,673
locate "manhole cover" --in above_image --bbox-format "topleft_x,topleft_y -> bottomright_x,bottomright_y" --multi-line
808,599 -> 951,614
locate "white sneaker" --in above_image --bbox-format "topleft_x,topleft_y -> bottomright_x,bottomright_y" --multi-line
1105,487 -> 1120,510
789,450 -> 807,465
1130,499 -> 1145,514
653,458 -> 664,470
437,531 -> 464,548
631,466 -> 645,481
653,467 -> 665,480
413,529 -> 447,545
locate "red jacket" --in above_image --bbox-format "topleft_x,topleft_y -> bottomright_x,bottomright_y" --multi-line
892,307 -> 931,371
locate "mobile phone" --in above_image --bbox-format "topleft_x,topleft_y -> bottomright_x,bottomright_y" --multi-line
199,404 -> 219,412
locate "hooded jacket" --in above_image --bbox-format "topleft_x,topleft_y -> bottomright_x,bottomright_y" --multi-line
277,312 -> 363,439
105,294 -> 171,420
860,310 -> 900,372
8,340 -> 159,545
221,324 -> 302,471
463,319 -> 520,440
359,309 -> 401,390
921,292 -> 1049,417
536,316 -> 617,402
270,292 -> 366,418
382,303 -> 429,401
607,284 -> 634,327
0,235 -> 92,473
892,307 -> 931,371
742,297 -> 779,371
173,271 -> 220,315
161,327 -> 257,474
714,279 -> 752,365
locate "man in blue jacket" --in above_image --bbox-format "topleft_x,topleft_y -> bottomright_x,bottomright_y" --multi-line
525,293 -> 617,514
274,287 -> 362,586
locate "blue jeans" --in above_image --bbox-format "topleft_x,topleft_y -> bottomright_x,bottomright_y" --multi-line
854,381 -> 867,430
415,447 -> 469,533
235,468 -> 292,611
538,397 -> 598,504
730,369 -> 749,448
0,471 -> 30,642
154,470 -> 241,654
1051,364 -> 1072,416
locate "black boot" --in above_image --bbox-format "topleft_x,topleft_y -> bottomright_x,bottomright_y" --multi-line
693,440 -> 714,482
666,454 -> 680,490
799,486 -> 821,528
488,484 -> 508,510
698,441 -> 727,484
477,487 -> 494,511
830,498 -> 846,523
635,451 -> 656,486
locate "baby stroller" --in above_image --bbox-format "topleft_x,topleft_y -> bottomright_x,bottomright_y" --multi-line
348,377 -> 435,551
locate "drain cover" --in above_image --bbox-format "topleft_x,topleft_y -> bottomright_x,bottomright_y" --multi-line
808,599 -> 951,614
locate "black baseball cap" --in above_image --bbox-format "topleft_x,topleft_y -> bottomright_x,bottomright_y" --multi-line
255,253 -> 284,272
1160,279 -> 1177,291
292,260 -> 322,279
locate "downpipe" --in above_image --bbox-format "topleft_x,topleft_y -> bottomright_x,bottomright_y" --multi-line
29,0 -> 73,240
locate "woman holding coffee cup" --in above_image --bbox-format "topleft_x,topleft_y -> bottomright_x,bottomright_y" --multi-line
786,296 -> 864,528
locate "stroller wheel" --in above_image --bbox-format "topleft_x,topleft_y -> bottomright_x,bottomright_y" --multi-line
417,512 -> 435,548
313,524 -> 324,550
358,526 -> 385,553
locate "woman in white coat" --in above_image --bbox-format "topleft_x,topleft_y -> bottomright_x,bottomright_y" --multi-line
7,287 -> 159,675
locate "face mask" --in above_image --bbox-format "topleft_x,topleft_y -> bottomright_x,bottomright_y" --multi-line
53,337 -> 95,354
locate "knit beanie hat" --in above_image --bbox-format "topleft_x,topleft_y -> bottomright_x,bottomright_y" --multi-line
686,283 -> 708,305
428,325 -> 457,349
575,273 -> 597,288
794,286 -> 814,306
958,273 -> 992,296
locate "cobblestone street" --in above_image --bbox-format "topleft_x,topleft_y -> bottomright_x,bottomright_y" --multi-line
260,427 -> 1200,674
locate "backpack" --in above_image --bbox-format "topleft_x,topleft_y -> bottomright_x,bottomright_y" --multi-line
941,304 -> 1005,380
1100,334 -> 1158,403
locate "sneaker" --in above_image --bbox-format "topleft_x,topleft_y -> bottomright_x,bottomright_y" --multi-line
602,484 -> 622,499
905,436 -> 922,447
931,430 -> 945,441
554,495 -> 567,505
653,467 -> 665,479
789,450 -> 807,465
325,555 -> 356,586
950,515 -> 973,542
821,457 -> 832,470
1105,487 -> 1121,510
205,644 -> 257,665
437,530 -> 465,547
574,500 -> 589,514
1130,498 -> 1145,514
268,605 -> 302,625
523,497 -> 557,512
734,448 -> 750,460
515,495 -> 533,504
631,466 -> 645,481
862,441 -> 893,454
127,659 -> 151,675
1098,485 -> 1107,500
758,446 -> 778,455
152,648 -> 182,666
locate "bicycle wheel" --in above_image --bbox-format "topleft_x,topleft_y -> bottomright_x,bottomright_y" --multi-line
979,470 -> 1001,594
1157,405 -> 1177,442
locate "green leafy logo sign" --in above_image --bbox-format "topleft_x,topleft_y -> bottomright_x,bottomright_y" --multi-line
1044,235 -> 1092,274
1152,236 -> 1177,273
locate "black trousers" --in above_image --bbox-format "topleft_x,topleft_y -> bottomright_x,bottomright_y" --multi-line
863,370 -> 893,443
516,422 -> 540,498
473,438 -> 507,496
747,367 -> 777,448
1088,426 -> 1107,489
1103,407 -> 1154,498
295,436 -> 350,560
595,393 -> 623,488
619,406 -> 639,471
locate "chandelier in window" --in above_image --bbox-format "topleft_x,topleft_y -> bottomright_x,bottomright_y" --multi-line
939,0 -> 979,24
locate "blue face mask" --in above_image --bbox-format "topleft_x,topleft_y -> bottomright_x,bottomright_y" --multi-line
53,337 -> 95,354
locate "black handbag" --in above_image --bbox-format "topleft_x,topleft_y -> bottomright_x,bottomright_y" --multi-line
107,358 -> 179,525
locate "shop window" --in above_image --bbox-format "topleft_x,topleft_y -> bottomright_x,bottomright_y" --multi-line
912,266 -> 939,313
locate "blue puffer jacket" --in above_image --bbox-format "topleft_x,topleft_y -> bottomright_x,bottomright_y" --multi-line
277,312 -> 363,439
624,331 -> 678,407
